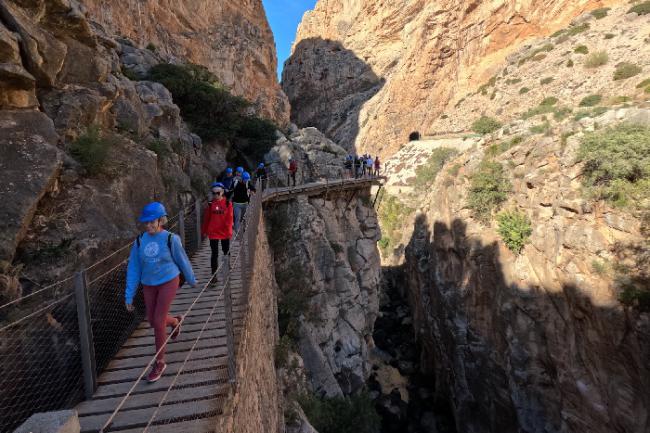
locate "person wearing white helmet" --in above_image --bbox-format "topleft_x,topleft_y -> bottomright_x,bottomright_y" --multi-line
125,202 -> 197,383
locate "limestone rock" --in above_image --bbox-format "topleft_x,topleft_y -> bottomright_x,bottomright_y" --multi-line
0,110 -> 62,263
78,0 -> 290,125
285,0 -> 620,156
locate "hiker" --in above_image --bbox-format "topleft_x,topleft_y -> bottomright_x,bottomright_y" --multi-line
125,202 -> 197,383
344,155 -> 353,179
255,163 -> 267,190
287,157 -> 298,187
366,155 -> 374,177
202,182 -> 233,274
232,171 -> 256,233
374,156 -> 381,176
220,167 -> 235,197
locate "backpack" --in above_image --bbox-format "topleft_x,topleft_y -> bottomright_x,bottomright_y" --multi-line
136,233 -> 186,287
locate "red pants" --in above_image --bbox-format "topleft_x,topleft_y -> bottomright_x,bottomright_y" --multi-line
143,276 -> 179,362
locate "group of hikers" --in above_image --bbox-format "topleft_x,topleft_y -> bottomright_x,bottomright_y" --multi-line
345,154 -> 380,178
122,152 -> 381,383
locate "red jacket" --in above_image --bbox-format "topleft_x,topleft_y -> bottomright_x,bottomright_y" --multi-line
201,198 -> 233,240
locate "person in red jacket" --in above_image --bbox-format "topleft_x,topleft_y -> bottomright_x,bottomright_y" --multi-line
201,182 -> 233,274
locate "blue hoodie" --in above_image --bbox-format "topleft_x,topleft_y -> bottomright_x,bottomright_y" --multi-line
125,230 -> 197,304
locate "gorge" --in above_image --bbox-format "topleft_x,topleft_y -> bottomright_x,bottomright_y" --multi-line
1,0 -> 649,432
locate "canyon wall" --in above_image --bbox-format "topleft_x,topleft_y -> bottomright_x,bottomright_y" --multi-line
283,0 -> 618,157
80,0 -> 289,125
266,129 -> 382,399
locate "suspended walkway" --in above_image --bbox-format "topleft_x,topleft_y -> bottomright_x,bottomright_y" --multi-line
0,174 -> 383,433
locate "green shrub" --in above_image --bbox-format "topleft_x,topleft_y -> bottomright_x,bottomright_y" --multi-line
591,259 -> 609,275
148,63 -> 276,148
551,29 -> 566,38
378,193 -> 414,255
629,1 -> 650,15
577,124 -> 650,209
540,77 -> 554,85
584,51 -> 609,68
518,44 -> 554,65
529,121 -> 551,135
506,78 -> 522,85
146,139 -> 171,158
579,94 -> 603,107
566,22 -> 590,37
636,78 -> 650,88
69,126 -> 112,175
604,33 -> 615,40
472,116 -> 502,134
121,67 -> 139,81
614,63 -> 642,80
591,7 -> 610,19
485,136 -> 523,158
574,45 -> 589,54
414,147 -> 459,189
299,392 -> 381,433
567,59 -> 574,67
276,266 -> 312,342
531,53 -> 547,62
145,42 -> 157,52
553,107 -> 573,121
496,210 -> 532,253
611,96 -> 631,104
574,110 -> 592,121
519,87 -> 530,94
541,97 -> 558,106
619,286 -> 650,312
521,104 -> 555,120
467,160 -> 511,221
275,335 -> 293,369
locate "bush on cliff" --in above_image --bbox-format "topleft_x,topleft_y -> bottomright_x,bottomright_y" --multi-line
467,160 -> 511,221
147,63 -> 277,148
413,147 -> 458,189
69,125 -> 112,175
471,116 -> 502,135
378,193 -> 413,255
577,123 -> 650,210
299,391 -> 380,433
629,1 -> 650,16
497,210 -> 532,254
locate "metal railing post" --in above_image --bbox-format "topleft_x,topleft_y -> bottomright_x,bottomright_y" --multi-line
195,199 -> 202,247
178,207 -> 185,247
74,270 -> 97,400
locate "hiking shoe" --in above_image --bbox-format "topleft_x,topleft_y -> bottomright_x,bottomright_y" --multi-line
170,316 -> 183,341
147,361 -> 167,383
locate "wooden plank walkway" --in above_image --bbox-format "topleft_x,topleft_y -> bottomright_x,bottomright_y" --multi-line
263,176 -> 384,203
75,239 -> 245,433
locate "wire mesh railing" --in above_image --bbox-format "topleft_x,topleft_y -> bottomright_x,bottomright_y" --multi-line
0,199 -> 203,433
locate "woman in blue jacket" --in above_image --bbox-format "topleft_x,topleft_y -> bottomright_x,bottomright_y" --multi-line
125,202 -> 197,382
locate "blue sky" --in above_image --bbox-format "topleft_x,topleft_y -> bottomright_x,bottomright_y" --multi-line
262,0 -> 318,80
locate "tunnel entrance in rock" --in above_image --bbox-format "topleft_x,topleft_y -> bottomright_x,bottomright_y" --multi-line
409,131 -> 421,141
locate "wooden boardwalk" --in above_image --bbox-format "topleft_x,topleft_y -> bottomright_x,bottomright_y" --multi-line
75,240 -> 245,433
72,178 -> 382,433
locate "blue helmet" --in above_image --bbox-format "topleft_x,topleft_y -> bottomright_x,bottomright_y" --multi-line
225,167 -> 233,174
236,166 -> 244,174
139,202 -> 167,222
211,182 -> 224,189
242,171 -> 251,181
258,163 -> 264,168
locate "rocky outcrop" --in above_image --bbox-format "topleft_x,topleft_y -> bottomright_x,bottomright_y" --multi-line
0,0 -> 226,287
284,0 -> 617,156
79,0 -> 289,125
266,130 -> 381,398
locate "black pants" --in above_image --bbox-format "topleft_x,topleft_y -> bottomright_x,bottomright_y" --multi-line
288,172 -> 296,186
209,239 -> 230,273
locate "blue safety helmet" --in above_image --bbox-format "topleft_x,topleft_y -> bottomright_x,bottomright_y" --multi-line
242,172 -> 251,181
139,202 -> 167,223
236,166 -> 244,174
225,167 -> 233,174
258,163 -> 264,168
211,182 -> 224,189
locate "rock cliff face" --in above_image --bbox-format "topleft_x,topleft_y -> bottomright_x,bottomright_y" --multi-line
0,0 -> 281,293
266,130 -> 381,398
80,0 -> 289,125
374,5 -> 650,431
283,0 -> 617,156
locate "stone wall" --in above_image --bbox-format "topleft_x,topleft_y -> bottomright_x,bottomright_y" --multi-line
217,216 -> 282,433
